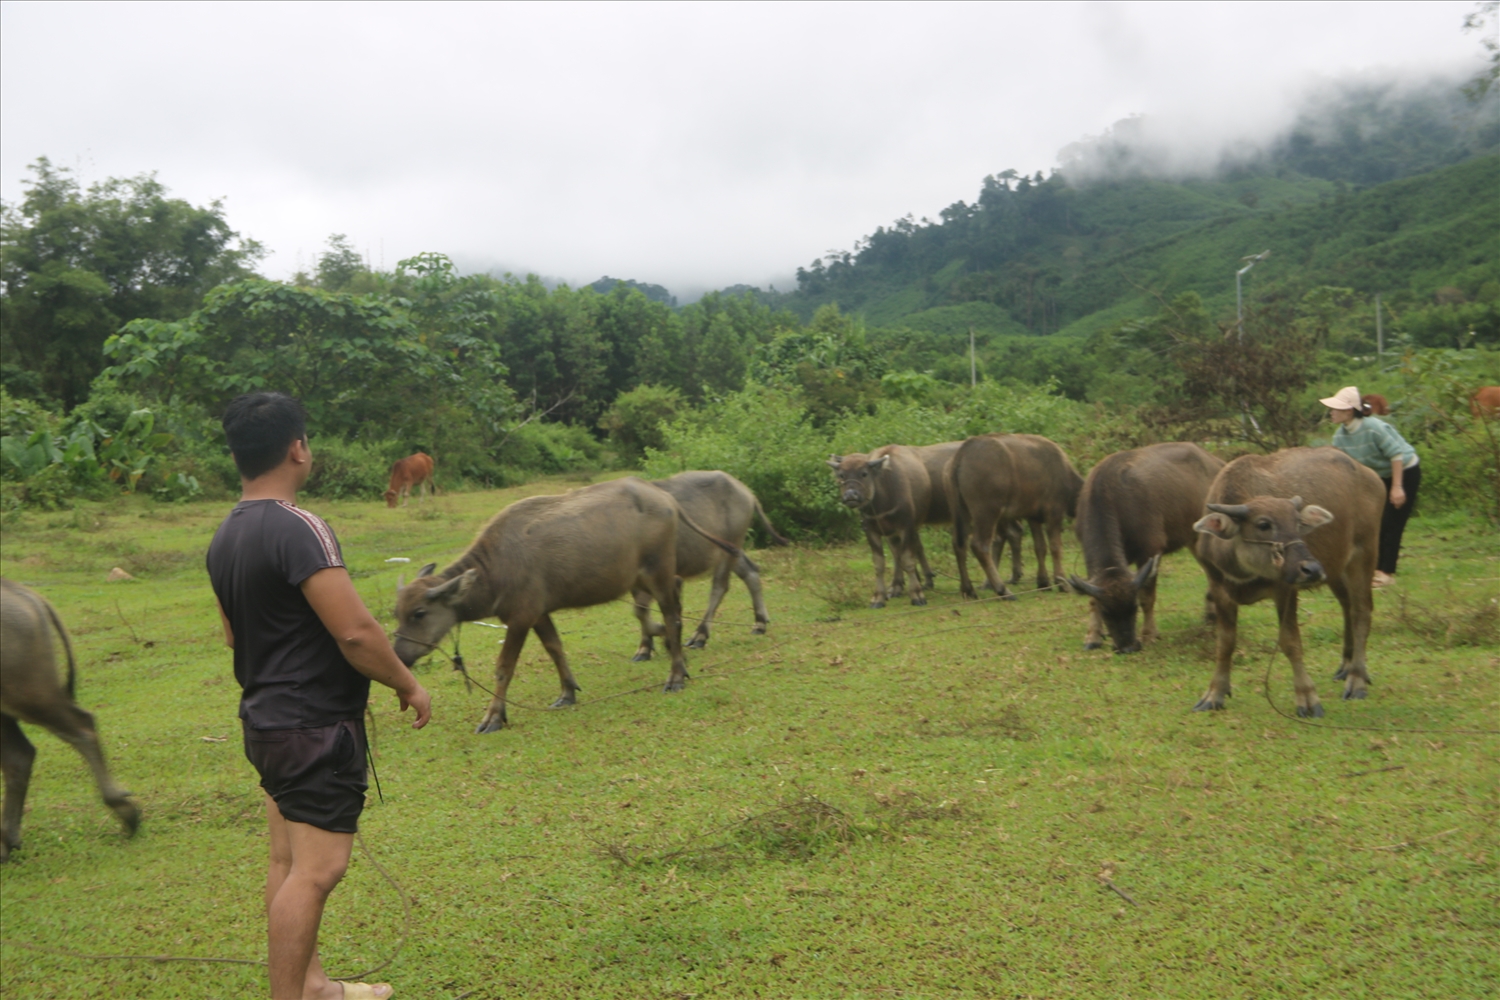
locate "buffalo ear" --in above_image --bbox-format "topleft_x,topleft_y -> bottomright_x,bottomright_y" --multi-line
1069,575 -> 1104,599
1194,512 -> 1239,539
418,562 -> 438,578
1297,504 -> 1335,534
1133,554 -> 1161,589
867,455 -> 889,472
827,455 -> 843,470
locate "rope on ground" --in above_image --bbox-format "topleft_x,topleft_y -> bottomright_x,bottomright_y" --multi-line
1258,646 -> 1500,737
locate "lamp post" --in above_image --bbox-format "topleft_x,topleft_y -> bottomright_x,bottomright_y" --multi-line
1236,250 -> 1271,342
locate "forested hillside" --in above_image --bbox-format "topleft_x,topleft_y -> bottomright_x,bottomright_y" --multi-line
2,74 -> 1497,527
775,79 -> 1499,352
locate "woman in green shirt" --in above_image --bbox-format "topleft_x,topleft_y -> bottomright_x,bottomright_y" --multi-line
1320,385 -> 1420,589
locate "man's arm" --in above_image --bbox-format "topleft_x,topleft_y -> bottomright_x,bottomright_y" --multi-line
216,599 -> 235,649
300,566 -> 432,728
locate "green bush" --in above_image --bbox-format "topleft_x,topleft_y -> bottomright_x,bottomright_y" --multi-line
599,385 -> 684,466
497,421 -> 604,479
304,438 -> 400,500
1416,428 -> 1500,521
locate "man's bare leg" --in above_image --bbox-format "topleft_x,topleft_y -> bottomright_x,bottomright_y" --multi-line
264,795 -> 388,999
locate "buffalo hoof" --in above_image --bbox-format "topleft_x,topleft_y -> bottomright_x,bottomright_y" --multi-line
1001,592 -> 1018,603
687,636 -> 708,650
889,585 -> 906,598
910,595 -> 927,607
869,599 -> 886,609
475,716 -> 506,734
959,588 -> 977,601
550,694 -> 576,709
662,679 -> 686,693
1192,697 -> 1225,712
1333,665 -> 1348,681
751,622 -> 768,635
1083,641 -> 1104,651
111,800 -> 142,835
631,650 -> 653,663
1342,688 -> 1367,701
1296,703 -> 1325,718
1114,645 -> 1141,656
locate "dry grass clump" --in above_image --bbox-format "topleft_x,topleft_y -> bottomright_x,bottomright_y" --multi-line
1393,592 -> 1499,647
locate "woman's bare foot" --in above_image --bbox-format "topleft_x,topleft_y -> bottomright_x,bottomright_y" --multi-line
1371,570 -> 1393,589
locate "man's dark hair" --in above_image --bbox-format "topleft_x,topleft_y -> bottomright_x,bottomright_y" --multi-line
222,393 -> 308,481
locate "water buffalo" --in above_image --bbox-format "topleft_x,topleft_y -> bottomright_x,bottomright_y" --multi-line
392,478 -> 744,732
629,470 -> 788,659
827,446 -> 935,607
1472,385 -> 1500,419
384,452 -> 435,508
946,434 -> 1084,599
1067,443 -> 1225,652
1,578 -> 140,861
1191,447 -> 1385,717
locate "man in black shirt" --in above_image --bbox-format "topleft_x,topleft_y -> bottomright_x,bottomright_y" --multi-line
208,393 -> 431,1000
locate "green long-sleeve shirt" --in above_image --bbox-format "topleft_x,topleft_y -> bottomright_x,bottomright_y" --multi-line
1331,415 -> 1418,479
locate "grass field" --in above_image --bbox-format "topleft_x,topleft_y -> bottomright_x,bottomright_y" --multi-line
0,478 -> 1496,999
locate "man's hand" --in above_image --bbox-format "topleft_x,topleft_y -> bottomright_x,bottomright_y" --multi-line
400,681 -> 433,729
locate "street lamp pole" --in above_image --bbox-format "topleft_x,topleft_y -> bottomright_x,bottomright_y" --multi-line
1236,250 -> 1271,342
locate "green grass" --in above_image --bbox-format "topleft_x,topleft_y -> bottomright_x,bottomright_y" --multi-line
1,484 -> 1496,998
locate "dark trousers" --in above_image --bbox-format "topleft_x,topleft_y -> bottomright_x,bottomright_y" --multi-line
1378,464 -> 1421,575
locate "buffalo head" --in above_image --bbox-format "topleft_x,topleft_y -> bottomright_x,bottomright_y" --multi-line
827,453 -> 889,510
1194,496 -> 1334,586
392,562 -> 479,666
1068,554 -> 1159,653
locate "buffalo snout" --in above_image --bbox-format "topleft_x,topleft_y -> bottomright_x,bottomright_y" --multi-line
1289,558 -> 1325,586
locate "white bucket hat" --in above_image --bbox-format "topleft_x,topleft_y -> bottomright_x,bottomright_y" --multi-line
1319,386 -> 1362,411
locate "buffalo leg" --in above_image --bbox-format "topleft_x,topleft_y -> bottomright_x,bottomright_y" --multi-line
900,528 -> 927,606
1194,586 -> 1239,711
1,714 -> 36,862
912,530 -> 937,590
22,701 -> 139,835
689,559 -> 735,649
1140,568 -> 1161,644
646,568 -> 689,692
1273,588 -> 1323,717
1046,516 -> 1071,594
1027,520 -> 1050,592
534,615 -> 583,708
1084,600 -> 1105,650
1003,521 -> 1024,584
972,516 -> 1013,600
1328,576 -> 1373,700
951,517 -> 978,600
734,552 -> 771,636
478,625 -> 529,733
630,586 -> 661,662
863,519 -> 891,608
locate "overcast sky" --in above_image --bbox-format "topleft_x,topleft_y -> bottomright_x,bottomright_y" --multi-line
0,1 -> 1487,298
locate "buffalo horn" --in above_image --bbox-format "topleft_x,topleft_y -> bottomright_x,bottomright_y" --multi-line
1068,575 -> 1104,599
1206,503 -> 1250,520
826,455 -> 843,469
1289,495 -> 1305,511
1132,554 -> 1161,590
418,562 -> 438,577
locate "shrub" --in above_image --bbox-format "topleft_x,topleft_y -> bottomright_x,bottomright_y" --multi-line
304,438 -> 400,500
599,385 -> 684,466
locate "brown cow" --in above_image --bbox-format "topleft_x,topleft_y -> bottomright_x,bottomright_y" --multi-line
827,446 -> 935,607
1,579 -> 140,861
1067,443 -> 1225,653
392,478 -> 744,732
1471,386 -> 1500,419
901,442 -> 1024,593
630,470 -> 788,659
946,434 -> 1084,599
384,452 -> 435,508
1191,447 -> 1384,717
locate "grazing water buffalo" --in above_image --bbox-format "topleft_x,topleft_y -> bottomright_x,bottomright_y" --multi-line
1191,447 -> 1384,717
828,446 -> 935,607
384,452 -> 435,508
392,478 -> 744,732
1,579 -> 140,861
946,434 -> 1084,599
630,470 -> 788,659
1068,443 -> 1225,652
906,442 -> 1025,591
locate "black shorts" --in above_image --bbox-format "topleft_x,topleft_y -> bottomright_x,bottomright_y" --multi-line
242,718 -> 367,833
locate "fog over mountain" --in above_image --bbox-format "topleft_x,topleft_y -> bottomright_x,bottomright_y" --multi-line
1,1 -> 1488,301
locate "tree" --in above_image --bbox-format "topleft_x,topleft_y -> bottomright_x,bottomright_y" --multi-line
1463,2 -> 1500,102
0,158 -> 262,408
316,234 -> 365,291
